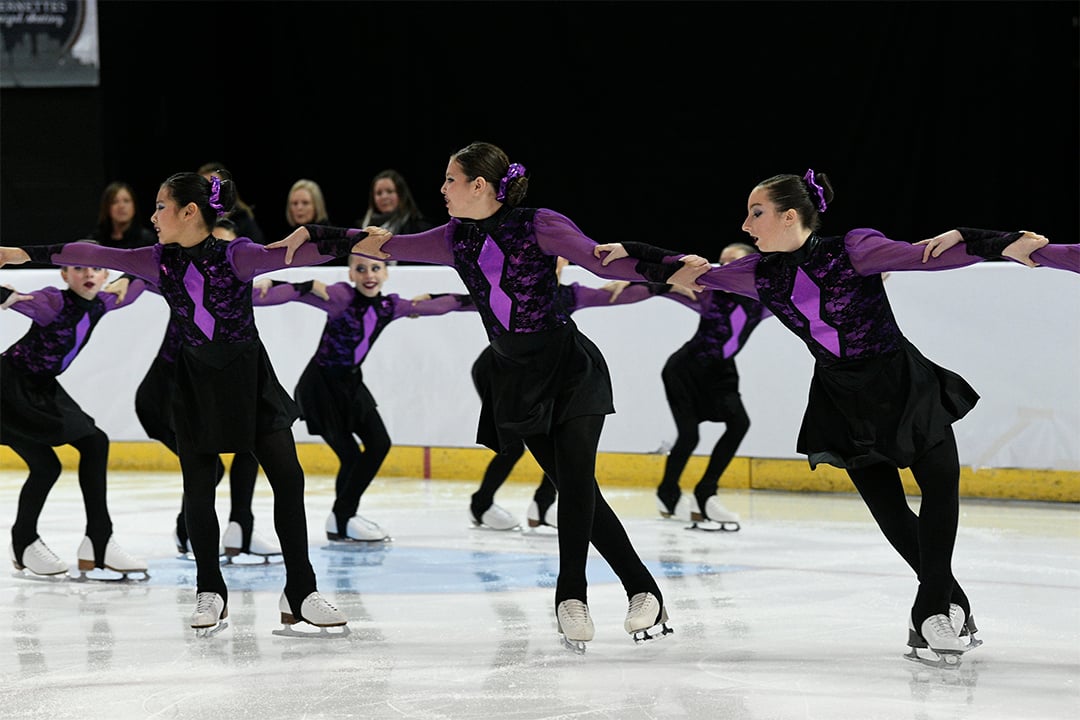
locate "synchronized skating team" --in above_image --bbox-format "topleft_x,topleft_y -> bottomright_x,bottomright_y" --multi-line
2,141 -> 1077,664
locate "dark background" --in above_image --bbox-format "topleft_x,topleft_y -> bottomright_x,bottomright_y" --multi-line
2,0 -> 1077,261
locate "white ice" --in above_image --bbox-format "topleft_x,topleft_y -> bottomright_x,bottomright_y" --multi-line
1,470 -> 1077,720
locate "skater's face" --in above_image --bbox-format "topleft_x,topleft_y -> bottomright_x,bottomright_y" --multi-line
152,187 -> 203,246
742,186 -> 805,253
441,158 -> 488,220
61,264 -> 109,300
349,257 -> 388,297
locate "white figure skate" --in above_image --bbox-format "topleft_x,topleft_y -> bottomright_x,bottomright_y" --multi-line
221,521 -> 282,564
556,599 -> 594,654
689,496 -> 741,532
656,492 -> 695,522
526,499 -> 558,531
9,539 -> 69,578
948,603 -> 983,652
190,591 -> 228,637
905,613 -> 969,668
470,503 -> 520,531
273,591 -> 350,638
625,592 -> 674,643
325,513 -> 389,543
75,536 -> 149,582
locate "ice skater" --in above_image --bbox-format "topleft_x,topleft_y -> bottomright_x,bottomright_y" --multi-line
644,241 -> 770,531
282,254 -> 474,544
468,255 -> 677,533
2,244 -> 149,581
269,141 -> 685,652
594,168 -> 1079,666
0,170 -> 364,636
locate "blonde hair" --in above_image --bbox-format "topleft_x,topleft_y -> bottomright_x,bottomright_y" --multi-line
286,178 -> 329,227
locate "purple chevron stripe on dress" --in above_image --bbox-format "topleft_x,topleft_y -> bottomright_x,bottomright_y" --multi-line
478,237 -> 512,330
793,268 -> 840,357
60,312 -> 91,372
184,264 -> 216,340
353,306 -> 378,365
722,305 -> 747,359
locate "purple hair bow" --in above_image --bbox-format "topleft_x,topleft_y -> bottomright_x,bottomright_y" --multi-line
803,169 -> 827,213
496,163 -> 526,202
208,175 -> 226,217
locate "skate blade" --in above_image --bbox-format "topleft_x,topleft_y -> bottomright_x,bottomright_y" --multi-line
686,520 -> 741,532
904,646 -> 964,668
325,535 -> 392,545
11,568 -> 71,582
272,623 -> 351,639
73,569 -> 150,583
469,524 -> 522,532
223,552 -> 283,566
632,622 -> 675,644
194,621 -> 229,638
560,636 -> 587,655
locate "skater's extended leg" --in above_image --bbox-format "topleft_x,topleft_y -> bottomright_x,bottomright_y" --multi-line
70,429 -> 112,563
178,447 -> 227,602
657,411 -> 697,514
908,430 -> 966,627
8,439 -> 62,555
472,440 -> 525,518
254,428 -> 317,610
693,399 -> 749,515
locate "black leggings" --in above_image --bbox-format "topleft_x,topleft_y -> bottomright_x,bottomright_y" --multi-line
324,409 -> 391,529
524,414 -> 659,606
847,426 -> 970,629
175,451 -> 260,547
9,429 -> 113,563
658,392 -> 750,514
178,428 -> 316,612
470,440 -> 556,518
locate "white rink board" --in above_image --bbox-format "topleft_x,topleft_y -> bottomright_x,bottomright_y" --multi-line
2,260 -> 1077,471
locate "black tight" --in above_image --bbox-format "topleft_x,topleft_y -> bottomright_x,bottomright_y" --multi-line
175,451 -> 261,547
9,429 -> 112,562
324,410 -> 391,530
847,426 -> 970,629
178,428 -> 316,611
524,414 -> 659,606
469,441 -> 556,519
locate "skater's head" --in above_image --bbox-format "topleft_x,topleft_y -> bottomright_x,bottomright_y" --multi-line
153,170 -> 237,247
742,169 -> 833,252
61,240 -> 108,300
212,217 -> 239,241
349,253 -> 388,298
719,242 -> 757,266
443,141 -> 528,220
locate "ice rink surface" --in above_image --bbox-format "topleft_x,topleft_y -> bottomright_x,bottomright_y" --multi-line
1,469 -> 1077,720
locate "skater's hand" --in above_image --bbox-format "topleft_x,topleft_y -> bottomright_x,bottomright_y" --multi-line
593,242 -> 627,266
915,230 -> 962,263
669,256 -> 709,293
353,226 -> 392,260
668,283 -> 698,300
253,278 -> 273,298
266,226 -> 311,265
0,247 -> 30,268
1003,230 -> 1049,267
102,276 -> 130,303
599,280 -> 629,302
1,284 -> 32,309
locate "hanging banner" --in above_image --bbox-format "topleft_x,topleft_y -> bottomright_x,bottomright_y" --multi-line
0,0 -> 98,87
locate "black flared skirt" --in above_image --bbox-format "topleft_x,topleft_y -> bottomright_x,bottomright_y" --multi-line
172,339 -> 299,454
661,345 -> 741,423
474,321 -> 614,452
797,338 -> 979,470
0,355 -> 97,446
294,360 -> 377,439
